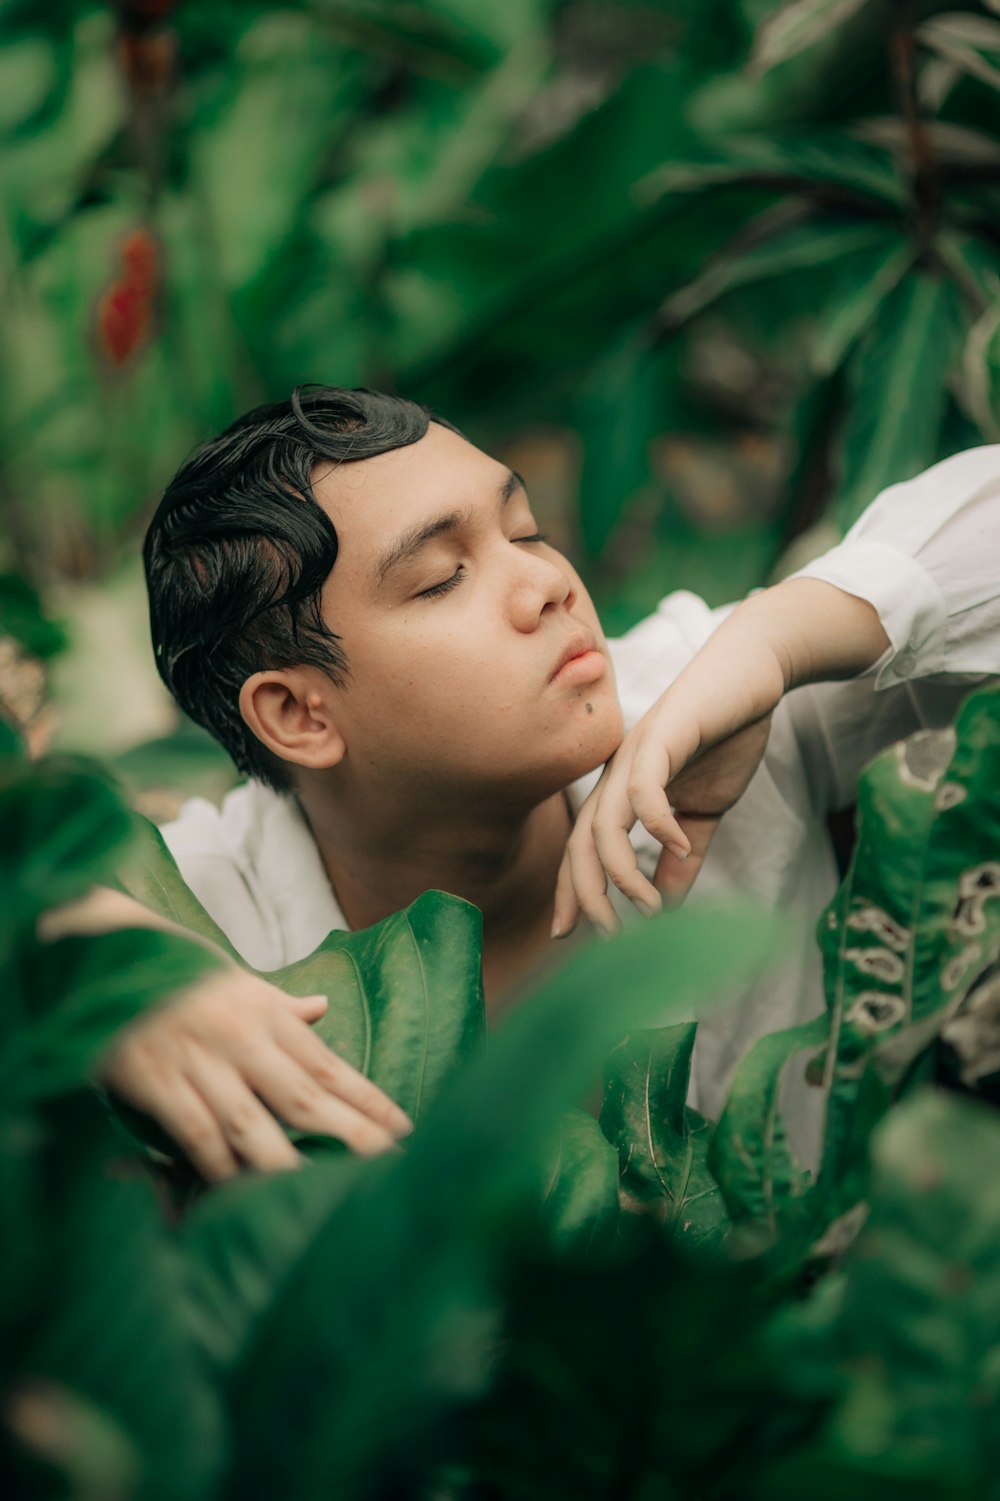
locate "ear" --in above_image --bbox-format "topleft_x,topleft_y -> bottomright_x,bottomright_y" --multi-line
238,670 -> 346,772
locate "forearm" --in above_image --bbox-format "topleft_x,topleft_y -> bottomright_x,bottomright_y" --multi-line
737,577 -> 891,691
659,578 -> 890,762
37,885 -> 237,967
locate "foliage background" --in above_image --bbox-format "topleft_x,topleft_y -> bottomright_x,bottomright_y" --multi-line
5,0 -> 1000,803
5,4 -> 1000,1498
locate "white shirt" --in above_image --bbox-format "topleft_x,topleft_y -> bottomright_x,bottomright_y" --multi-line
161,447 -> 1000,1163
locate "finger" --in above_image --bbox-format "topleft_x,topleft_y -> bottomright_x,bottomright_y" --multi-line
273,1012 -> 414,1139
628,754 -> 692,860
551,848 -> 580,939
653,816 -> 720,906
128,1072 -> 241,1182
281,992 -> 328,1022
244,1043 -> 399,1156
564,810 -> 621,937
590,778 -> 663,917
184,1052 -> 304,1175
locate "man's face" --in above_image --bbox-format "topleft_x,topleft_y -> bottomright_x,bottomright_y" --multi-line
310,423 -> 624,803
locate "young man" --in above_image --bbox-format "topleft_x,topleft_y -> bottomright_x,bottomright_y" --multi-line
76,386 -> 1000,1179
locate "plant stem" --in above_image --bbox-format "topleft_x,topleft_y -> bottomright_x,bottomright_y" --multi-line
889,0 -> 939,258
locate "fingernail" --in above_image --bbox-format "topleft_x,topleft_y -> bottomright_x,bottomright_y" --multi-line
637,901 -> 657,919
550,917 -> 562,939
667,843 -> 689,862
394,1113 -> 415,1137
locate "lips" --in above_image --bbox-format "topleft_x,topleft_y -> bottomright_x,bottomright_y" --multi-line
550,629 -> 599,681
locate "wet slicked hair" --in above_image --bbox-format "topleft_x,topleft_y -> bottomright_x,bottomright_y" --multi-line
145,385 -> 457,792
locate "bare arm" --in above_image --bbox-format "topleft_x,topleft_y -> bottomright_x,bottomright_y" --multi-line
553,578 -> 889,937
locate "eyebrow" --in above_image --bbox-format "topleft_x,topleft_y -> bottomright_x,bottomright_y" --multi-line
372,469 -> 526,589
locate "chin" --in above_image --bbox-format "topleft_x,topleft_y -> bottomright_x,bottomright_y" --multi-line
557,700 -> 625,786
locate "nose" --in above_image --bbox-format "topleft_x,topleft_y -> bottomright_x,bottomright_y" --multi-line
508,545 -> 575,632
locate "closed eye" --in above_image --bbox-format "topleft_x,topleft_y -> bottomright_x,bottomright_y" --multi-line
417,532 -> 550,599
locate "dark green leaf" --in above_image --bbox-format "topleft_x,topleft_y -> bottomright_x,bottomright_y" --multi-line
0,757 -> 135,955
223,903 -> 781,1500
710,1015 -> 826,1238
0,572 -> 66,658
834,273 -> 959,531
9,928 -> 225,1103
20,1101 -> 225,1501
600,1023 -> 730,1250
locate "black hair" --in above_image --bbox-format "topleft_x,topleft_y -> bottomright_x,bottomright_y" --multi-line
145,385 -> 455,793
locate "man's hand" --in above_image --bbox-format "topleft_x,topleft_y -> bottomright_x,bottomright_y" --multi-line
98,970 -> 414,1180
552,577 -> 890,937
553,690 -> 775,937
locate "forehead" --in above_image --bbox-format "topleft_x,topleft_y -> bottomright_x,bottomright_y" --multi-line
309,422 -> 510,551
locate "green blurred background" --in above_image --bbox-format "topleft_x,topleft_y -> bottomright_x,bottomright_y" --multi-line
3,0 -> 1000,814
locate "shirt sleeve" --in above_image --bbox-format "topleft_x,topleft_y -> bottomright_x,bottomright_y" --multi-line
780,445 -> 1000,812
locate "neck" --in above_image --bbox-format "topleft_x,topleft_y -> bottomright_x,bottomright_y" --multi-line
296,771 -> 574,954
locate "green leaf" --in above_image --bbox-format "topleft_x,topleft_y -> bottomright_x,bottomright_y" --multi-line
265,889 -> 487,1127
709,1015 -> 827,1239
918,12 -> 1000,97
0,572 -> 66,659
635,131 -> 906,212
656,213 -> 902,334
819,1089 -> 1000,1487
0,757 -> 135,956
19,1099 -> 226,1501
600,1023 -> 730,1250
182,1151 -> 368,1373
8,928 -> 225,1104
535,1109 -> 621,1258
749,0 -> 874,79
811,237 -> 913,377
816,688 -> 1000,1207
222,903 -> 781,1500
574,331 -> 669,557
834,272 -> 958,531
113,811 -> 243,962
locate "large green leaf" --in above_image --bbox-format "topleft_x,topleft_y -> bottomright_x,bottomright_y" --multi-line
14,1098 -> 226,1501
816,688 -> 1000,1209
113,811 -> 243,961
533,1108 -> 621,1259
0,756 -> 135,956
574,331 -> 671,557
802,1089 -> 1000,1490
600,1023 -> 730,1250
218,903 -> 781,1499
710,1014 -> 827,1241
833,272 -> 959,531
265,890 -> 486,1126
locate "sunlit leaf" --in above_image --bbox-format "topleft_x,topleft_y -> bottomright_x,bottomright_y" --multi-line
918,11 -> 1000,96
749,0 -> 874,79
